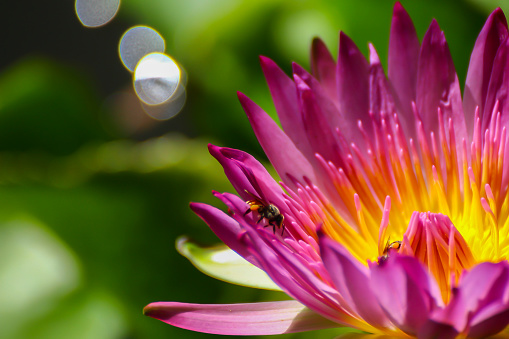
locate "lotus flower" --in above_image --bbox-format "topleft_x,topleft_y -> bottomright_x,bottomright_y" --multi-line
144,3 -> 509,338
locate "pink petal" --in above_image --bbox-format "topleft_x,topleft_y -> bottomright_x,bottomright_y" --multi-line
292,62 -> 344,133
320,236 -> 390,328
337,32 -> 371,141
388,1 -> 420,137
208,144 -> 256,200
483,38 -> 509,132
464,8 -> 508,136
368,44 -> 396,124
208,145 -> 287,210
370,255 -> 442,335
294,75 -> 344,169
144,300 -> 339,335
425,262 -> 509,336
190,202 -> 258,266
311,37 -> 337,102
417,19 -> 466,143
468,303 -> 509,338
259,56 -> 314,160
237,92 -> 317,188
418,320 -> 459,339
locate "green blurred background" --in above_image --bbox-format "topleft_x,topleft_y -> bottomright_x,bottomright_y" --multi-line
0,0 -> 506,338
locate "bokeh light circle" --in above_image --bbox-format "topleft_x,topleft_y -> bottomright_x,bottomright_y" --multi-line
119,26 -> 165,72
134,53 -> 181,106
75,0 -> 120,28
141,83 -> 187,121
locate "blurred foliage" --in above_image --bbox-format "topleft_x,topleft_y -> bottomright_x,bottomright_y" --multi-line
0,0 -> 505,338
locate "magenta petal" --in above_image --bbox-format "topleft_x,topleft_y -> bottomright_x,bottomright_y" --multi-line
189,202 -> 258,266
418,320 -> 459,339
208,144 -> 256,200
337,32 -> 371,137
294,75 -> 344,168
237,92 -> 317,187
483,38 -> 509,131
388,2 -> 420,131
311,37 -> 337,101
417,19 -> 466,142
370,255 -> 441,335
464,8 -> 508,136
144,300 -> 339,335
368,44 -> 396,124
320,236 -> 389,328
468,303 -> 509,338
208,145 -> 286,209
425,262 -> 509,337
259,56 -> 314,159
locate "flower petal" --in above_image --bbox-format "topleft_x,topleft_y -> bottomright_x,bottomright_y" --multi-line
320,236 -> 390,328
144,300 -> 340,335
368,44 -> 396,124
417,320 -> 459,339
189,201 -> 258,265
337,32 -> 371,143
259,56 -> 314,160
370,255 -> 442,335
424,262 -> 509,337
468,303 -> 509,338
237,92 -> 317,187
208,145 -> 287,209
388,1 -> 420,136
294,74 -> 344,168
417,19 -> 466,142
463,8 -> 508,136
176,238 -> 282,291
311,37 -> 337,102
484,38 -> 509,132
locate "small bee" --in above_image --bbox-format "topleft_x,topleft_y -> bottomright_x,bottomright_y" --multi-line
379,239 -> 401,264
243,191 -> 285,235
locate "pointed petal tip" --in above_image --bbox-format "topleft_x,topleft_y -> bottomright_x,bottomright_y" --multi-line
393,1 -> 403,12
312,36 -> 324,46
143,302 -> 164,317
259,55 -> 277,70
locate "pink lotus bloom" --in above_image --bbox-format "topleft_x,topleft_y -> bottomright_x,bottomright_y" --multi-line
145,3 -> 509,338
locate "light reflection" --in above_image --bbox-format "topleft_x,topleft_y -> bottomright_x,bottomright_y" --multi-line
133,52 -> 186,120
75,0 -> 120,28
141,83 -> 186,121
119,26 -> 165,72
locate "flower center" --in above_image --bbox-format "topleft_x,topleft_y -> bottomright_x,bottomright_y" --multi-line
302,105 -> 509,300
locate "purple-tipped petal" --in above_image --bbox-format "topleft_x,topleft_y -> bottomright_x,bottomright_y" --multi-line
259,56 -> 314,159
418,320 -> 459,339
293,63 -> 350,148
417,19 -> 466,142
208,144 -> 256,200
237,92 -> 317,188
320,236 -> 390,328
483,38 -> 509,131
464,8 -> 508,136
144,300 -> 339,335
208,145 -> 286,209
388,1 -> 420,135
294,75 -> 344,169
424,262 -> 509,337
190,202 -> 258,266
370,255 -> 442,335
311,37 -> 337,101
368,44 -> 396,124
337,32 -> 371,137
468,303 -> 509,338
